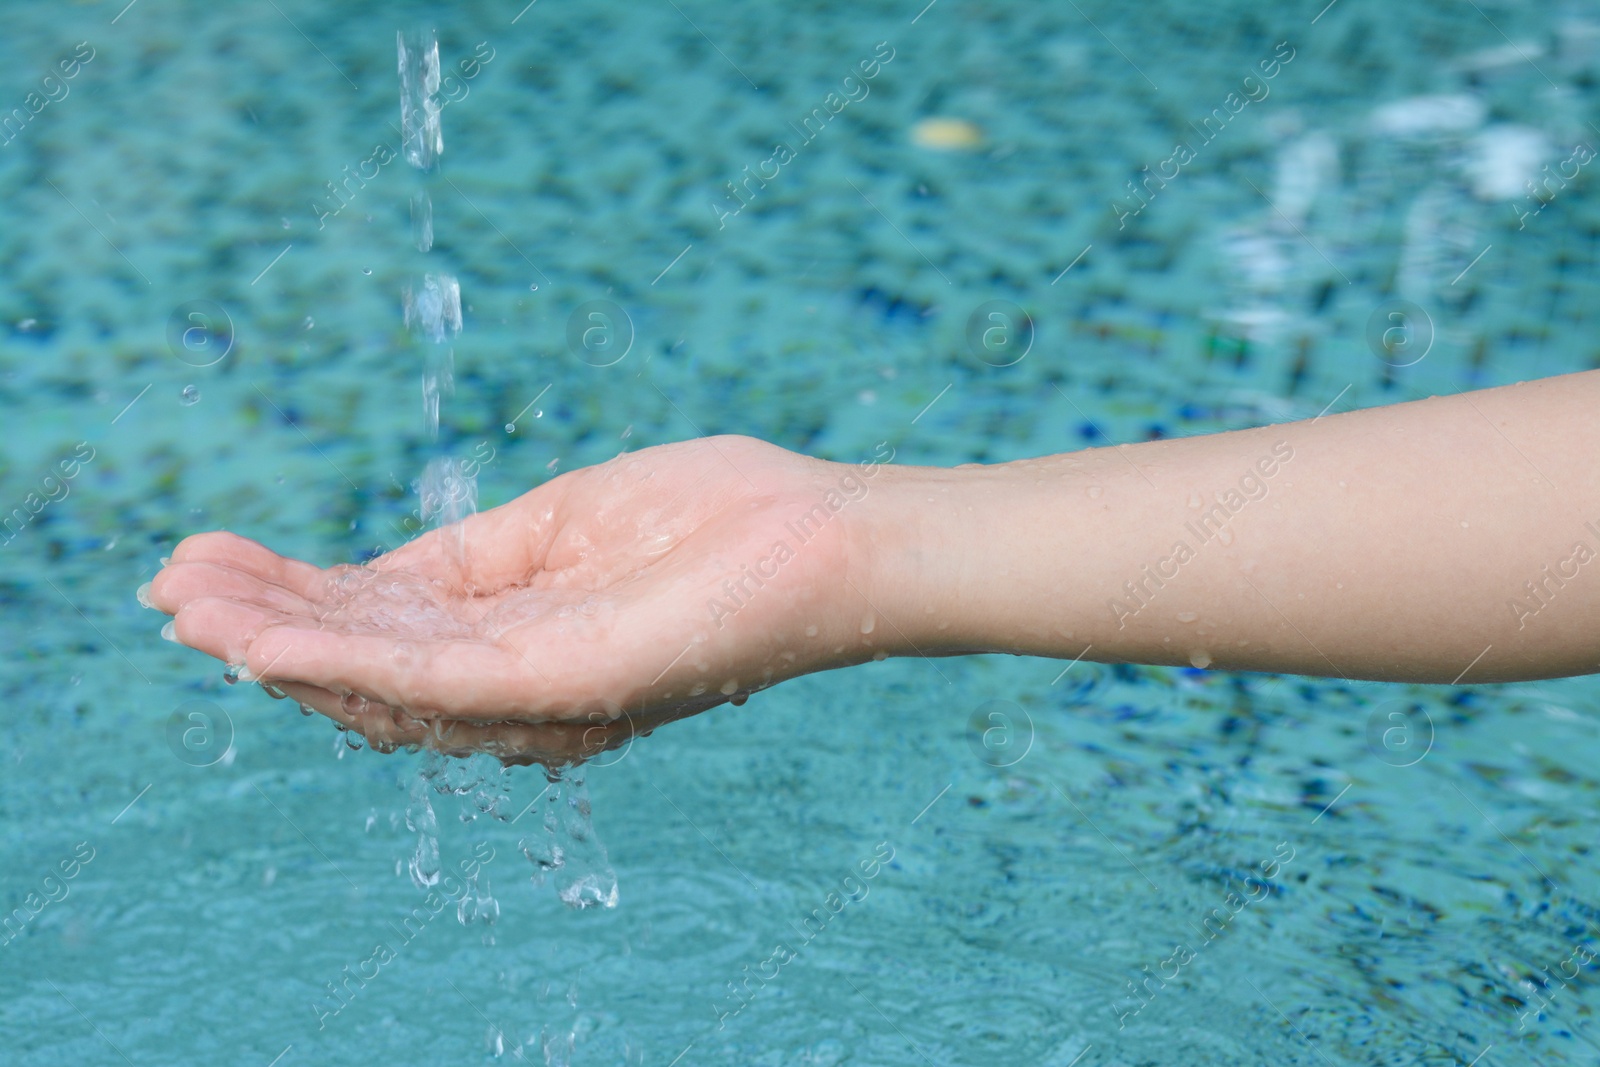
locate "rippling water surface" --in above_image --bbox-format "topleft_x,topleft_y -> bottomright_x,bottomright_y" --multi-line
3,1 -> 1600,1063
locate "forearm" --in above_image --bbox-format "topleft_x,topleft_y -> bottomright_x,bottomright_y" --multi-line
852,370 -> 1600,683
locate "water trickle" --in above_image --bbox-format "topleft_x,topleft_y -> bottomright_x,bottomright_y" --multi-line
406,759 -> 443,889
397,29 -> 443,169
411,190 -> 434,252
518,767 -> 619,910
419,455 -> 478,567
404,273 -> 463,345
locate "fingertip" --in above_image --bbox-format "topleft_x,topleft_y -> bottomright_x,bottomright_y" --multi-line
146,567 -> 181,615
169,530 -> 248,564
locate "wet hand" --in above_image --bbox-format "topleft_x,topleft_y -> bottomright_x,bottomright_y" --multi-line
148,436 -> 896,741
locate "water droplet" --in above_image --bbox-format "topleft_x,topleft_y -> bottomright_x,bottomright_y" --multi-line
546,458 -> 560,472
281,217 -> 291,229
160,620 -> 178,642
1216,526 -> 1235,546
1176,611 -> 1198,623
298,703 -> 313,716
302,316 -> 315,330
1186,491 -> 1203,509
872,649 -> 888,661
393,643 -> 413,664
1086,485 -> 1103,499
135,581 -> 153,609
805,625 -> 818,637
505,423 -> 516,433
719,679 -> 739,695
534,409 -> 543,418
1189,649 -> 1212,669
222,662 -> 243,685
860,614 -> 876,634
262,683 -> 287,699
729,691 -> 749,707
361,267 -> 373,276
529,283 -> 539,291
180,385 -> 200,405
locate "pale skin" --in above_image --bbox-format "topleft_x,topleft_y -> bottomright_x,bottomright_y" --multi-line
148,369 -> 1600,764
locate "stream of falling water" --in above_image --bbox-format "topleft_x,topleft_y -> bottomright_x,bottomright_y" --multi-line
382,30 -> 618,944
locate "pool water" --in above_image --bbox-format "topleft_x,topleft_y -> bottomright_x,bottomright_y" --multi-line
4,0 -> 1600,1063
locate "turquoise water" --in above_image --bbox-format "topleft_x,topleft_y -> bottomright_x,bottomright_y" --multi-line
4,0 -> 1600,1062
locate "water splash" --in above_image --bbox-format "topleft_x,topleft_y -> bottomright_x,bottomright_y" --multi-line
403,273 -> 462,344
520,767 -> 619,910
397,29 -> 442,170
403,751 -> 614,913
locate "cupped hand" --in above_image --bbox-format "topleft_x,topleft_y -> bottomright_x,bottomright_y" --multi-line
149,436 -> 897,745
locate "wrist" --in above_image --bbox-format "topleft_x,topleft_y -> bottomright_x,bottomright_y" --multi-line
845,456 -> 1000,657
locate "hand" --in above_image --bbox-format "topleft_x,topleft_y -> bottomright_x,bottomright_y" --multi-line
149,436 -> 898,744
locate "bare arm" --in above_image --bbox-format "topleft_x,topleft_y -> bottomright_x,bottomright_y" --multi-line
150,370 -> 1600,748
852,369 -> 1600,684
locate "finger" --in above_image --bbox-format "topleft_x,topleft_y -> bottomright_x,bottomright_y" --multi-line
281,679 -> 590,765
246,626 -> 555,719
149,561 -> 320,617
373,483 -> 566,595
168,531 -> 328,600
173,597 -> 305,666
278,681 -> 429,750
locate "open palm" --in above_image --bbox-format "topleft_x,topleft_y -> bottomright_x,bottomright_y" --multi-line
150,436 -> 889,755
